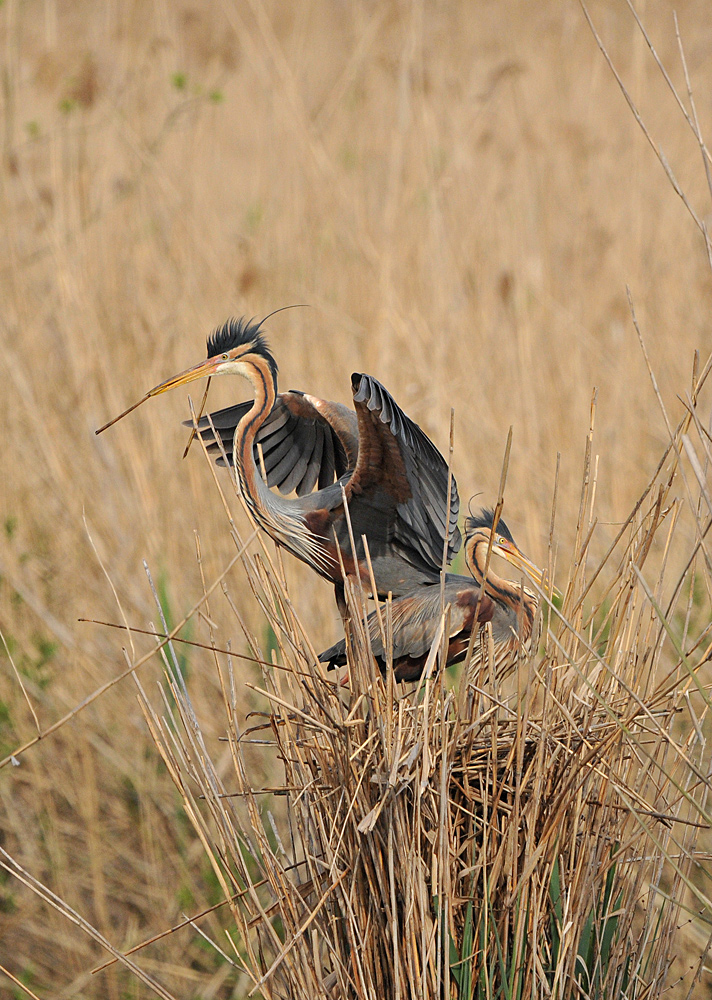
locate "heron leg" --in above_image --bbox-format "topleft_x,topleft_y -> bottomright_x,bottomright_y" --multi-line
334,582 -> 348,624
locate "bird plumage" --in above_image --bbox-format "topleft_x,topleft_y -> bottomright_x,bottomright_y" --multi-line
465,507 -> 516,544
319,507 -> 543,682
206,316 -> 277,380
154,315 -> 461,603
96,316 -> 546,681
185,391 -> 357,495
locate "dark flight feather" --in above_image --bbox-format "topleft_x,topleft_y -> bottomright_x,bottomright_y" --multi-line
183,392 -> 353,496
350,372 -> 461,569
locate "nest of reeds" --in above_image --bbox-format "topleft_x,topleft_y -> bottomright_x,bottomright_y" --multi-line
131,364 -> 712,1000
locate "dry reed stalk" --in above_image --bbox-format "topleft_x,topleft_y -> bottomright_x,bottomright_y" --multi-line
120,361 -> 712,999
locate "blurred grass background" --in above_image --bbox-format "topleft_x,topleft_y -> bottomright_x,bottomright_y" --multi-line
1,0 -> 711,995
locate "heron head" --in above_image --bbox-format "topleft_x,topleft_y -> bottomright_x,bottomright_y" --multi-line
464,508 -> 550,593
147,317 -> 278,397
95,317 -> 279,433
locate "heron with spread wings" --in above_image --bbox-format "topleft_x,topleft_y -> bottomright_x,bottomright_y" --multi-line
319,508 -> 546,682
97,315 -> 461,613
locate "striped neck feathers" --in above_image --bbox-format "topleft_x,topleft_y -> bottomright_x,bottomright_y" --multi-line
465,529 -> 537,631
232,353 -> 278,501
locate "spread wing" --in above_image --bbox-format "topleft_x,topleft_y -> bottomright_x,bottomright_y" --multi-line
184,391 -> 359,497
347,373 -> 461,573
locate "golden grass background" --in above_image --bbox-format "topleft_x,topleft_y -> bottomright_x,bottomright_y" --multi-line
1,0 -> 712,995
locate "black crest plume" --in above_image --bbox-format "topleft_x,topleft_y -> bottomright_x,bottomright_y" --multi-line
465,507 -> 515,545
206,316 -> 278,380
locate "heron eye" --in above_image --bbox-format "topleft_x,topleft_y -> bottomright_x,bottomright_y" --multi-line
221,353 -> 229,361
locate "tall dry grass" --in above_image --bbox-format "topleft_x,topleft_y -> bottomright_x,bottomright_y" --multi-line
0,0 -> 711,996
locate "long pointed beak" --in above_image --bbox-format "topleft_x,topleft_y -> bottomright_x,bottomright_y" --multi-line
146,356 -> 220,398
493,540 -> 561,599
95,356 -> 219,435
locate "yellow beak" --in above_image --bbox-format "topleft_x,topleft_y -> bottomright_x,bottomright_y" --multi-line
95,356 -> 221,435
493,538 -> 561,599
146,356 -> 221,398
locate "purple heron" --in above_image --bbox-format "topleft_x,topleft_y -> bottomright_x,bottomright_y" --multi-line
319,509 -> 546,682
97,316 -> 460,611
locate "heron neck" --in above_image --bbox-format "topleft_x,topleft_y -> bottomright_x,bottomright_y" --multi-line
233,357 -> 277,514
468,537 -> 534,632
